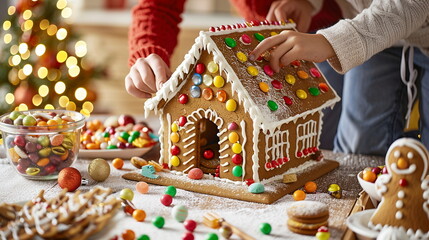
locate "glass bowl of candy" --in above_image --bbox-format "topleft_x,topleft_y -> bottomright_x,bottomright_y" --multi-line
0,109 -> 86,180
357,166 -> 387,202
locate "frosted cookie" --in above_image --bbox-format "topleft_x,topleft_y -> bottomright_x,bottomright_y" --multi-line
369,138 -> 429,238
286,200 -> 329,235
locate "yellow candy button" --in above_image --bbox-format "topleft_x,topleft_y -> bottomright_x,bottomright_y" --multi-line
213,76 -> 225,88
171,123 -> 178,132
297,70 -> 309,79
170,156 -> 180,167
232,143 -> 242,154
228,132 -> 239,143
270,31 -> 278,36
170,132 -> 180,143
236,51 -> 247,62
247,66 -> 259,76
207,61 -> 219,73
296,89 -> 308,99
285,74 -> 296,85
259,82 -> 269,93
226,99 -> 237,112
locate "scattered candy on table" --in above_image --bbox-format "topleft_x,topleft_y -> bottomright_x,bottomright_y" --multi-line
160,194 -> 173,206
132,209 -> 146,222
136,181 -> 150,194
327,184 -> 342,199
137,234 -> 151,240
141,165 -> 159,179
205,233 -> 219,240
58,167 -> 81,192
184,219 -> 197,232
259,222 -> 272,235
248,182 -> 265,194
304,181 -> 317,193
219,225 -> 232,239
188,168 -> 204,180
152,216 -> 165,229
315,226 -> 330,240
122,229 -> 136,240
112,158 -> 124,169
182,232 -> 195,240
293,190 -> 306,201
88,158 -> 110,182
165,185 -> 177,197
120,188 -> 134,201
172,205 -> 188,222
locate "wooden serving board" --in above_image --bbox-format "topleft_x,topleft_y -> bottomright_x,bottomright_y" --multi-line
122,159 -> 339,204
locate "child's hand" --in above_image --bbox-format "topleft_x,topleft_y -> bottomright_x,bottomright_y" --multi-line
267,0 -> 314,32
249,31 -> 335,73
125,54 -> 172,98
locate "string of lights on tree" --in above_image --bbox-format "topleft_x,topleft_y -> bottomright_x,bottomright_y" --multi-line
0,0 -> 104,116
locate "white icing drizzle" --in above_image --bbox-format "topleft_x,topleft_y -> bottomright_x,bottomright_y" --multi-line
219,154 -> 229,159
390,163 -> 416,175
394,150 -> 401,158
183,156 -> 195,165
220,162 -> 230,167
182,164 -> 195,173
219,144 -> 230,153
218,128 -> 227,136
260,160 -> 320,184
295,120 -> 317,157
407,151 -> 414,159
219,136 -> 228,145
166,113 -> 171,167
240,120 -> 247,181
264,126 -> 290,171
183,148 -> 195,157
395,211 -> 403,220
398,190 -> 405,199
185,126 -> 195,134
223,169 -> 229,173
396,200 -> 404,209
422,179 -> 429,219
184,140 -> 196,149
183,133 -> 196,142
252,121 -> 260,182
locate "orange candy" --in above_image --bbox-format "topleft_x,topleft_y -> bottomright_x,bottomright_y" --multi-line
293,190 -> 306,201
397,157 -> 409,169
112,158 -> 124,169
304,181 -> 317,193
216,90 -> 227,102
363,171 -> 377,183
122,229 -> 136,240
132,209 -> 146,222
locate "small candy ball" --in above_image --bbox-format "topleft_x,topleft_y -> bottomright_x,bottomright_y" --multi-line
172,205 -> 188,222
205,233 -> 219,240
363,171 -> 376,183
182,232 -> 194,240
58,167 -> 81,192
184,219 -> 197,232
219,226 -> 233,239
112,158 -> 124,169
88,158 -> 110,182
122,229 -> 136,240
136,181 -> 150,194
293,190 -> 306,201
165,185 -> 177,197
137,234 -> 151,240
328,184 -> 342,199
120,188 -> 134,201
160,194 -> 173,206
259,222 -> 272,235
316,226 -> 330,240
248,182 -> 265,194
188,168 -> 204,180
132,209 -> 146,222
152,216 -> 165,229
203,149 -> 214,160
304,181 -> 317,193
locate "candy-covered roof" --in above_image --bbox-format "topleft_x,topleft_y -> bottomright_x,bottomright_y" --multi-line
145,21 -> 340,131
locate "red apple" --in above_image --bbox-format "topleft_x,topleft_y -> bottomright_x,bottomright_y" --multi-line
118,114 -> 135,126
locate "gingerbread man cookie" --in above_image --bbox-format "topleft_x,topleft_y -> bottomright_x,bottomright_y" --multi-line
369,138 -> 429,238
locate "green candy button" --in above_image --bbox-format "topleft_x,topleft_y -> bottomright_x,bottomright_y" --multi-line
267,100 -> 278,111
224,37 -> 237,48
309,87 -> 320,96
232,165 -> 243,177
254,33 -> 265,42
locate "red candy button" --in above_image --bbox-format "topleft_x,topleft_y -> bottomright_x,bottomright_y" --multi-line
263,65 -> 274,77
291,60 -> 301,67
310,68 -> 321,78
232,154 -> 243,165
271,80 -> 283,89
283,96 -> 293,106
195,63 -> 205,74
178,94 -> 188,104
171,146 -> 180,155
240,34 -> 252,45
178,116 -> 187,127
318,83 -> 329,92
203,149 -> 214,160
399,178 -> 408,187
245,179 -> 255,186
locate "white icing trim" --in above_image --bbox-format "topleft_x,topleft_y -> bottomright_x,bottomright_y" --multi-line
252,121 -> 260,182
166,113 -> 171,168
396,200 -> 404,209
407,151 -> 414,159
183,133 -> 196,142
184,140 -> 195,149
422,179 -> 429,220
219,154 -> 229,159
390,163 -> 416,175
182,164 -> 195,173
183,156 -> 195,165
260,160 -> 320,184
369,223 -> 429,239
395,211 -> 403,219
219,144 -> 230,153
223,169 -> 229,173
221,162 -> 230,167
398,190 -> 405,199
240,120 -> 247,181
295,120 -> 317,158
183,149 -> 194,157
264,126 -> 290,171
394,150 -> 401,158
185,126 -> 195,134
218,128 -> 227,136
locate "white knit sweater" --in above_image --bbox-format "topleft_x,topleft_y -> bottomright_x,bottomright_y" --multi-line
316,0 -> 429,74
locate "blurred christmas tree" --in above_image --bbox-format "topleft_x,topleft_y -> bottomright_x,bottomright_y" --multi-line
0,0 -> 103,116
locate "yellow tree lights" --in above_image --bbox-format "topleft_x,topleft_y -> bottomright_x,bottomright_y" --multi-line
0,0 -> 104,116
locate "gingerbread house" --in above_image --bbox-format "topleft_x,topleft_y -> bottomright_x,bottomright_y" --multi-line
144,21 -> 340,184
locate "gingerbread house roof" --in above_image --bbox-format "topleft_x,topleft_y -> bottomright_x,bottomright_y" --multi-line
144,22 -> 340,131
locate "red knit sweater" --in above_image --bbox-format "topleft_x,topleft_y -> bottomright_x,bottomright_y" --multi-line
128,0 -> 341,67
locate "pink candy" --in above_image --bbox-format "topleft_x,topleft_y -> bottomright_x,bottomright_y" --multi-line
188,168 -> 203,180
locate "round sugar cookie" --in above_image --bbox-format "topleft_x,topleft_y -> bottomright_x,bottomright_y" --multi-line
286,201 -> 329,235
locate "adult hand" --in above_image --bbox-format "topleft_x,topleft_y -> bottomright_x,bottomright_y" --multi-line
267,0 -> 314,32
125,54 -> 172,98
249,31 -> 335,73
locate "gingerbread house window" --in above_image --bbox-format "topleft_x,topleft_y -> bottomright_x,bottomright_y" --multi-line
265,129 -> 290,171
296,120 -> 317,157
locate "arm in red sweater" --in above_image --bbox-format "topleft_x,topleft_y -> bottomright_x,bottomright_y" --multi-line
128,0 -> 185,67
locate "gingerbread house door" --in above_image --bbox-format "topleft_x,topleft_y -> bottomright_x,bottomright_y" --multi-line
184,109 -> 227,175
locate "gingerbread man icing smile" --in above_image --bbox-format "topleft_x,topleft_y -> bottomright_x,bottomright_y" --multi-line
370,138 -> 429,238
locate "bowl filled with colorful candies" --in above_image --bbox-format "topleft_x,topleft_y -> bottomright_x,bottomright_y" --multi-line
0,109 -> 86,180
357,166 -> 388,202
79,114 -> 158,159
